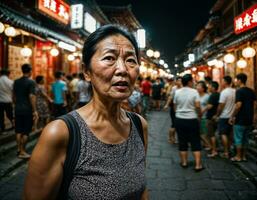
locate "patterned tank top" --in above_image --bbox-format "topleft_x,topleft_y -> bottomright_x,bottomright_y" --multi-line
67,111 -> 146,200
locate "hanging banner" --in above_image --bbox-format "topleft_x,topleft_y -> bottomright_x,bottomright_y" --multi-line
71,4 -> 83,29
234,4 -> 257,34
38,0 -> 70,24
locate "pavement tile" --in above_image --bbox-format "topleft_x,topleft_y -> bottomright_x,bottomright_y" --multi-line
223,180 -> 257,191
181,190 -> 228,200
210,170 -> 236,180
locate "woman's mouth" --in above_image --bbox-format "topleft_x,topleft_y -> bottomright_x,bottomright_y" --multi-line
112,81 -> 129,91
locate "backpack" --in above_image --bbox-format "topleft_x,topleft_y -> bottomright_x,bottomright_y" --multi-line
57,111 -> 144,200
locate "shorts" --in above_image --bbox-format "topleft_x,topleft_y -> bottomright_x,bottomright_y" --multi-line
207,119 -> 217,137
15,114 -> 33,135
233,125 -> 252,147
175,118 -> 202,151
170,108 -> 176,128
218,118 -> 232,136
200,118 -> 208,135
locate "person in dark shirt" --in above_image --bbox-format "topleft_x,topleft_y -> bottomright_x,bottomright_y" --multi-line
152,77 -> 162,110
13,64 -> 38,159
229,73 -> 257,162
203,81 -> 220,158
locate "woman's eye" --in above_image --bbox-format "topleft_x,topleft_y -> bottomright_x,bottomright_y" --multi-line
127,58 -> 137,64
103,56 -> 115,61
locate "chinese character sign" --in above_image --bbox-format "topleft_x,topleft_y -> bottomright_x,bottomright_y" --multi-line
234,4 -> 257,34
38,0 -> 70,24
71,4 -> 83,29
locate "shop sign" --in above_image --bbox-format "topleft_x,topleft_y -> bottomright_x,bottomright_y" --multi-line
38,0 -> 70,24
84,12 -> 97,33
234,4 -> 257,34
71,4 -> 83,29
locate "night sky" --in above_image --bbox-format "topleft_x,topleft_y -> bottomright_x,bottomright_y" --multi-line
96,0 -> 217,67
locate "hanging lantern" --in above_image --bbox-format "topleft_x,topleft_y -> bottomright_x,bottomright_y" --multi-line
146,49 -> 154,57
224,53 -> 235,63
237,59 -> 247,68
50,48 -> 59,57
215,60 -> 224,68
67,54 -> 75,61
0,22 -> 5,34
242,47 -> 256,58
139,65 -> 147,73
20,47 -> 32,57
153,51 -> 160,58
4,26 -> 16,37
159,59 -> 165,65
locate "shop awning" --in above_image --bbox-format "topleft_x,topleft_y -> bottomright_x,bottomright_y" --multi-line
0,3 -> 82,48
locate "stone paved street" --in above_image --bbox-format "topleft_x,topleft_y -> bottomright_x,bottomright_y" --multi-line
0,111 -> 257,200
146,111 -> 257,200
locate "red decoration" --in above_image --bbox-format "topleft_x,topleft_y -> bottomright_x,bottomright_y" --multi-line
38,0 -> 70,24
234,4 -> 257,34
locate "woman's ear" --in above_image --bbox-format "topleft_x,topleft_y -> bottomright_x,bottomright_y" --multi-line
82,63 -> 91,82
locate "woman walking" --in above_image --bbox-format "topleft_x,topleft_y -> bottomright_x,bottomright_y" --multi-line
173,74 -> 204,172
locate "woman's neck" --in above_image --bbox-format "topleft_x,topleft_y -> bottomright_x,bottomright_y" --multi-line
86,93 -> 124,121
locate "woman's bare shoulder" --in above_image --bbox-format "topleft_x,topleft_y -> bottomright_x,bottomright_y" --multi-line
39,119 -> 69,149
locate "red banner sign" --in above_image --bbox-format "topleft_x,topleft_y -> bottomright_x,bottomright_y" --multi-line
38,0 -> 70,24
234,4 -> 257,34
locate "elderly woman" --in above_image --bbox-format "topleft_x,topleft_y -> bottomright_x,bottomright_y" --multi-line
23,25 -> 148,200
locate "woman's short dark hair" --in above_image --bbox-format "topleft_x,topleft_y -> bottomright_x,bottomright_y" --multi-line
182,74 -> 193,86
35,75 -> 44,84
236,73 -> 247,84
197,81 -> 207,93
82,24 -> 139,71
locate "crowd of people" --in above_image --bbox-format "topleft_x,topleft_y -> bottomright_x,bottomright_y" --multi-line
164,73 -> 257,171
0,65 -> 92,159
1,63 -> 256,165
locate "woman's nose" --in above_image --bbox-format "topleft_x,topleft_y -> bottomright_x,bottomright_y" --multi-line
115,59 -> 128,76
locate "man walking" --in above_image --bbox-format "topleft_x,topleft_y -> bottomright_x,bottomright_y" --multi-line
229,73 -> 256,162
214,76 -> 235,159
13,64 -> 38,159
0,68 -> 14,133
51,71 -> 67,118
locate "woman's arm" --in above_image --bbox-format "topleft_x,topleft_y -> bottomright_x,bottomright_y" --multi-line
137,115 -> 149,200
23,120 -> 69,200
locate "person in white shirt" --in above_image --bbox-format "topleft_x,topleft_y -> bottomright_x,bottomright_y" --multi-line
214,76 -> 235,159
76,73 -> 92,108
173,74 -> 204,172
0,69 -> 14,132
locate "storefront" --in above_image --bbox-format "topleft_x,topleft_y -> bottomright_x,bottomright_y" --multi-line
0,0 -> 84,84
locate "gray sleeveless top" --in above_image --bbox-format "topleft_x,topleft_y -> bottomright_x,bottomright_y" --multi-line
67,111 -> 146,200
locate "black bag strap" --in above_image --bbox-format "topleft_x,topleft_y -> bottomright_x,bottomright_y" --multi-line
127,112 -> 145,146
57,113 -> 81,200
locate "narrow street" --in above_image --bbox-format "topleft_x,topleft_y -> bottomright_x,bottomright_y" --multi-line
0,111 -> 257,200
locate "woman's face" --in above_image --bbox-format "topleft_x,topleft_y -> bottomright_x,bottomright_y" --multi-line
196,83 -> 204,93
85,34 -> 139,102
